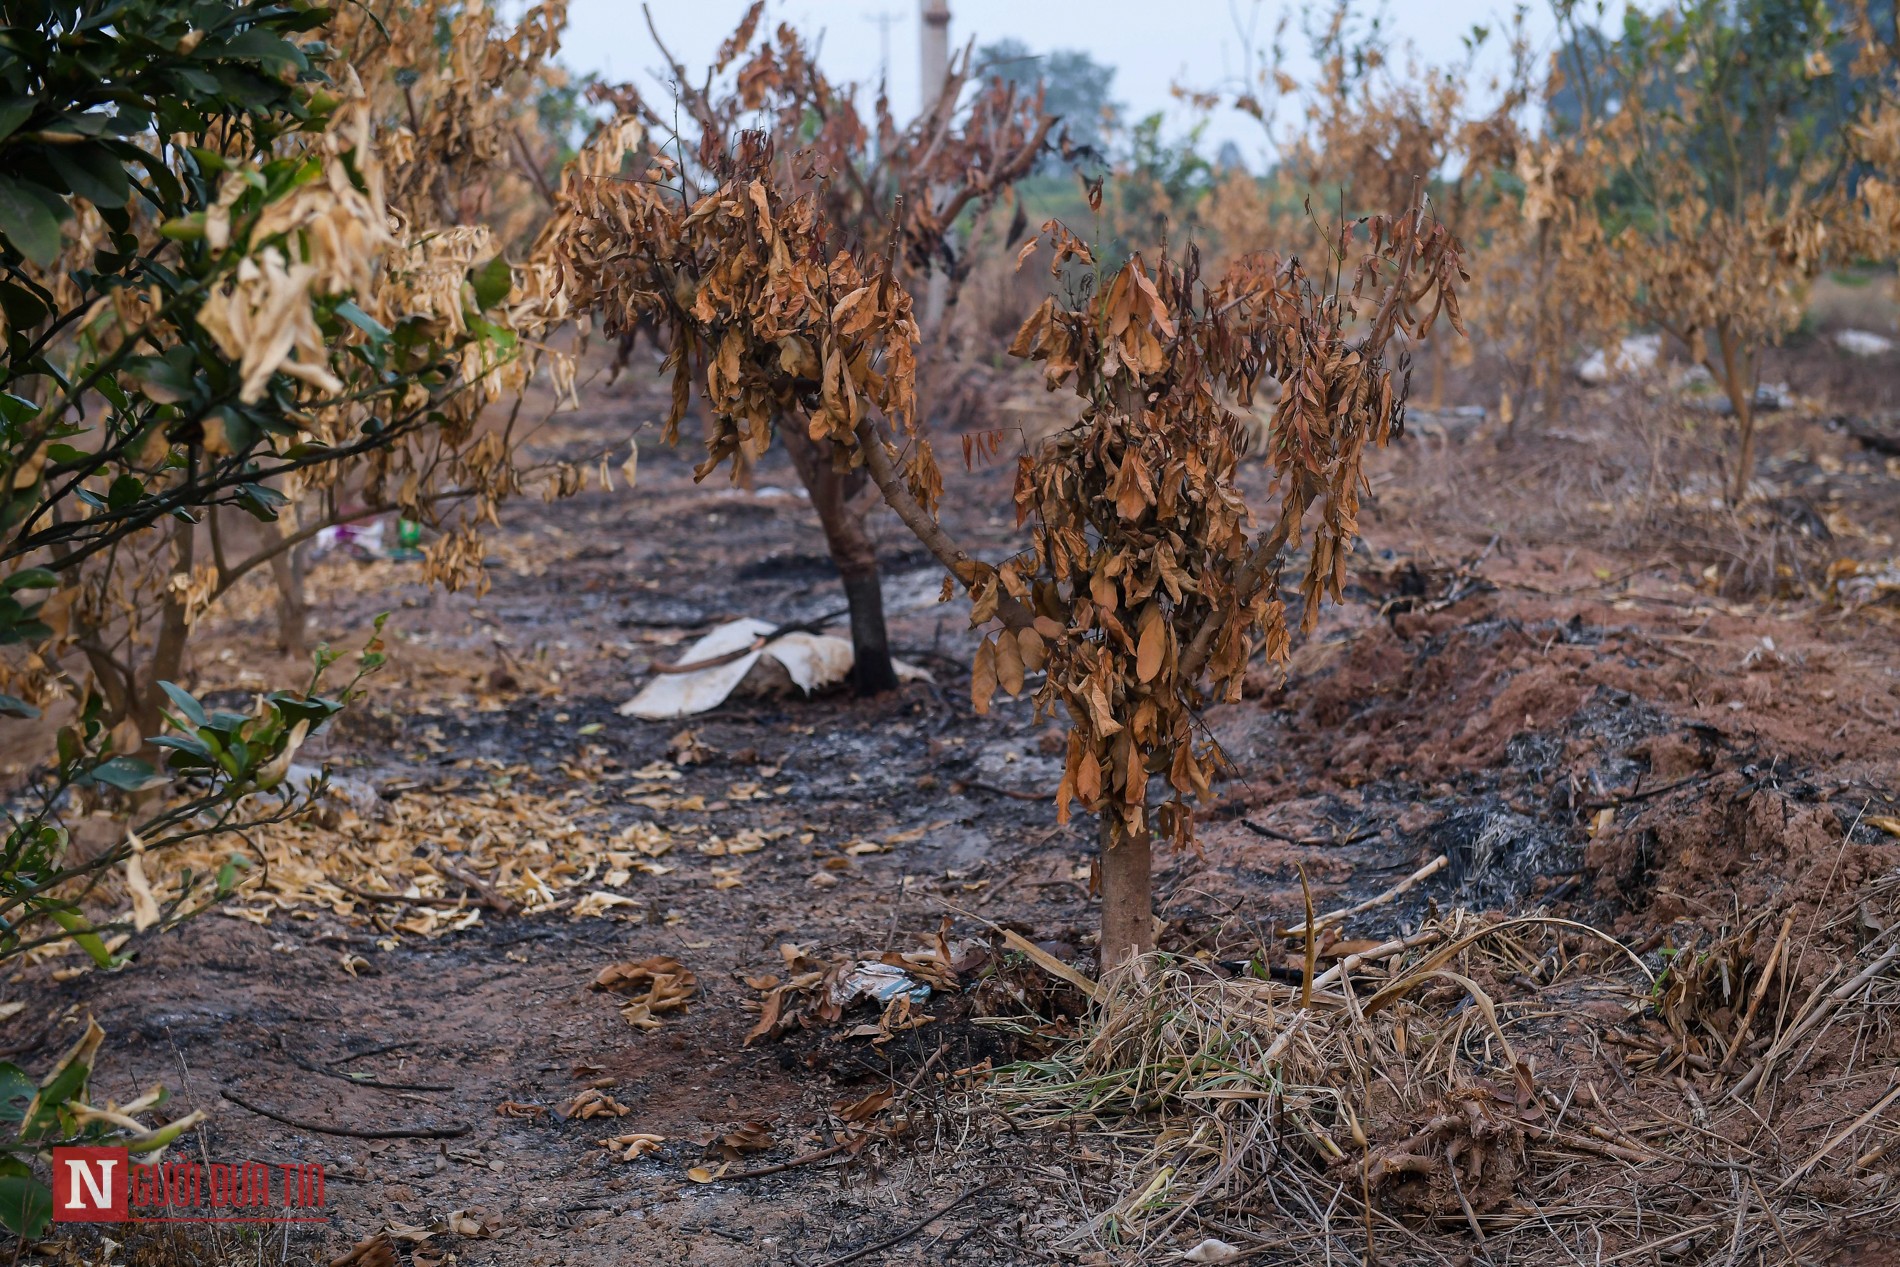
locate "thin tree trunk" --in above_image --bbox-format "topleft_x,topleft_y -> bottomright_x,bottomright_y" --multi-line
269,540 -> 308,660
1098,811 -> 1155,972
137,515 -> 195,739
1732,400 -> 1757,504
780,427 -> 898,695
1713,322 -> 1758,503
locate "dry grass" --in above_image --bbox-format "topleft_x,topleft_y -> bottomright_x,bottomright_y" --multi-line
1367,383 -> 1888,603
991,885 -> 1900,1264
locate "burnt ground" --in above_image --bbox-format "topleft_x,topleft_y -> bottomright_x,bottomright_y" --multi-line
8,345 -> 1900,1266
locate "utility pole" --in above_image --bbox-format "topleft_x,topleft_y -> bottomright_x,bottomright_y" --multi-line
919,0 -> 950,112
864,10 -> 899,88
917,0 -> 952,334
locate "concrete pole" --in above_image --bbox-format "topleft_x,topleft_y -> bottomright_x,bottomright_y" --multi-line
920,0 -> 950,112
918,0 -> 952,337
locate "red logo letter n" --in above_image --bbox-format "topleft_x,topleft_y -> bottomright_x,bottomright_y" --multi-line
51,1147 -> 128,1222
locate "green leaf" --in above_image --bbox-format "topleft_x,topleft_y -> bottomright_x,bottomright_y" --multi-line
0,1063 -> 35,1121
124,354 -> 192,405
2,568 -> 56,592
46,142 -> 130,209
218,29 -> 308,70
335,299 -> 389,342
0,393 -> 37,428
0,98 -> 34,143
158,681 -> 208,728
85,756 -> 166,791
470,255 -> 513,311
158,212 -> 207,241
215,855 -> 251,895
0,280 -> 46,331
150,732 -> 213,759
0,1174 -> 52,1240
0,175 -> 67,267
235,482 -> 286,521
38,906 -> 115,969
19,1053 -> 90,1139
106,473 -> 144,510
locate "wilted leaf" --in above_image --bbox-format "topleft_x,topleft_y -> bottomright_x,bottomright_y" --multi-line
970,637 -> 997,714
995,629 -> 1025,696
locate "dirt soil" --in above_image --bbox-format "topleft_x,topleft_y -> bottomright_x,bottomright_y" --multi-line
8,346 -> 1900,1266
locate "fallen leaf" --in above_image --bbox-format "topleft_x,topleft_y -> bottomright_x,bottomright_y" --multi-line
591,957 -> 698,1030
445,1208 -> 502,1238
705,1120 -> 773,1160
328,1234 -> 398,1267
559,1088 -> 631,1120
598,1132 -> 666,1161
833,1087 -> 893,1123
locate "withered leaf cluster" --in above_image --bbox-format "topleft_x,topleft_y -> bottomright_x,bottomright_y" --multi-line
985,201 -> 1465,847
547,132 -> 929,499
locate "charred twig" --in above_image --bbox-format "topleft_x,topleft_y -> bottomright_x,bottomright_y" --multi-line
1241,818 -> 1381,847
332,881 -> 475,911
221,1088 -> 471,1139
1580,773 -> 1712,811
330,1040 -> 418,1067
435,861 -> 519,916
712,1134 -> 865,1181
1283,855 -> 1450,939
289,1053 -> 454,1094
953,779 -> 1047,803
813,1182 -> 992,1267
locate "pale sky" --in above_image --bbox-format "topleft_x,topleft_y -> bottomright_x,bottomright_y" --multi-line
561,1 -> 1565,166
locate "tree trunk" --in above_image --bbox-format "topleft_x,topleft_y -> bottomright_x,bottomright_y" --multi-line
1713,323 -> 1758,503
269,540 -> 308,660
137,515 -> 195,740
1098,811 -> 1154,972
780,427 -> 898,695
1731,398 -> 1757,504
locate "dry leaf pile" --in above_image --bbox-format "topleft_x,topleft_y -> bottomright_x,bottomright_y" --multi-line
591,957 -> 699,1031
558,1088 -> 631,1121
597,1132 -> 666,1162
150,772 -> 704,936
744,925 -> 981,1047
1828,557 -> 1900,615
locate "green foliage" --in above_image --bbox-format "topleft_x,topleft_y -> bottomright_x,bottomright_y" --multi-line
0,619 -> 385,969
0,1 -> 322,268
0,1016 -> 204,1238
976,39 -> 1121,157
1103,113 -> 1214,255
1553,0 -> 1866,219
0,0 -> 497,984
0,0 -> 514,646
